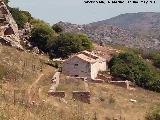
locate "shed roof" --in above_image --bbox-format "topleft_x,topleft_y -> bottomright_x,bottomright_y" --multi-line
65,50 -> 106,64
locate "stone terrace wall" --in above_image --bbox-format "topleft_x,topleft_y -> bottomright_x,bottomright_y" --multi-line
48,72 -> 66,97
50,91 -> 65,98
97,74 -> 112,82
110,80 -> 132,89
72,91 -> 90,104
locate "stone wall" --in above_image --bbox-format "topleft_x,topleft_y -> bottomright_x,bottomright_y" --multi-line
48,72 -> 65,98
110,80 -> 132,89
72,91 -> 90,104
50,91 -> 65,98
97,74 -> 112,82
91,79 -> 104,83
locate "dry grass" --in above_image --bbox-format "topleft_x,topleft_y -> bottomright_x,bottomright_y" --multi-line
86,83 -> 160,120
0,45 -> 160,120
57,74 -> 86,92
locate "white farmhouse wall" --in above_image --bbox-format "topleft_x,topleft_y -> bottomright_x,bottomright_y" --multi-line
90,62 -> 99,79
91,60 -> 107,79
98,61 -> 107,71
62,57 -> 91,78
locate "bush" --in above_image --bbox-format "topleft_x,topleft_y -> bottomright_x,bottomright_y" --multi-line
9,8 -> 32,29
108,52 -> 160,92
30,25 -> 55,53
21,11 -> 32,22
140,50 -> 160,69
31,19 -> 52,30
49,33 -> 93,58
52,24 -> 64,33
146,107 -> 160,120
3,0 -> 9,5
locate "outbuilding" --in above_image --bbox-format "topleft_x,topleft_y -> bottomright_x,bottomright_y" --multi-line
62,51 -> 107,79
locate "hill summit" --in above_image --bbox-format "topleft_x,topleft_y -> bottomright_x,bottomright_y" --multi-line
57,12 -> 160,50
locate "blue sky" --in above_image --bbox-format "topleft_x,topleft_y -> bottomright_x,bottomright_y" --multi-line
9,0 -> 160,25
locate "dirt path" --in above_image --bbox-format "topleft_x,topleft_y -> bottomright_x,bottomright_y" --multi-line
28,73 -> 44,103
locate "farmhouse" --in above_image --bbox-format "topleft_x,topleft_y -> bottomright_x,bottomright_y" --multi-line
62,51 -> 107,79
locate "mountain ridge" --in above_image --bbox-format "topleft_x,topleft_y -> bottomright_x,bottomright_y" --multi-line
90,12 -> 160,32
57,12 -> 160,50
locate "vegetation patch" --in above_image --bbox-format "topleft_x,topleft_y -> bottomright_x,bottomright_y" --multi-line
146,107 -> 160,120
109,52 -> 160,92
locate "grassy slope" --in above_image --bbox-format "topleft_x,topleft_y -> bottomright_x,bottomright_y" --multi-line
0,45 -> 160,120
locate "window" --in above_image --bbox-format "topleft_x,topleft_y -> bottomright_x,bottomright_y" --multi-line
74,64 -> 78,66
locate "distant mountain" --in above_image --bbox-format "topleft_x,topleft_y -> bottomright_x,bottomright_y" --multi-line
91,12 -> 160,32
58,21 -> 136,47
57,12 -> 160,50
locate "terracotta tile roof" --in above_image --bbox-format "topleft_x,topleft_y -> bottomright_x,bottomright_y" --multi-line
76,53 -> 97,63
64,50 -> 106,64
75,50 -> 106,63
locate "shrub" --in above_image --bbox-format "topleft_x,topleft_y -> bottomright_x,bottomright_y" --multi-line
30,22 -> 55,52
140,50 -> 160,69
49,33 -> 93,58
146,107 -> 160,120
52,24 -> 64,33
3,0 -> 9,5
9,8 -> 32,29
109,52 -> 160,92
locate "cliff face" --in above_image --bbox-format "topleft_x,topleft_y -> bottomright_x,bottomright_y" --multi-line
0,0 -> 22,49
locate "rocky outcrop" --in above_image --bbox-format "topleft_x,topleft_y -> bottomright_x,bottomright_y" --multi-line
0,1 -> 19,37
0,36 -> 22,49
0,0 -> 22,49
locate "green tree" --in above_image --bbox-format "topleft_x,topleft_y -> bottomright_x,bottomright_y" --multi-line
31,19 -> 52,30
3,0 -> 9,5
154,59 -> 160,69
21,11 -> 32,22
30,25 -> 55,53
9,8 -> 28,29
108,52 -> 160,92
52,24 -> 64,33
49,33 -> 93,58
78,34 -> 93,51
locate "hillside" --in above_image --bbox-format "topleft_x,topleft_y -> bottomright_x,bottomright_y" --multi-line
58,12 -> 160,50
92,12 -> 160,32
58,22 -> 136,48
91,12 -> 160,50
0,45 -> 160,120
0,2 -> 160,119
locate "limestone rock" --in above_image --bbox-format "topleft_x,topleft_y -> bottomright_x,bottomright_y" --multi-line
0,1 -> 19,38
0,0 -> 23,49
0,36 -> 23,49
